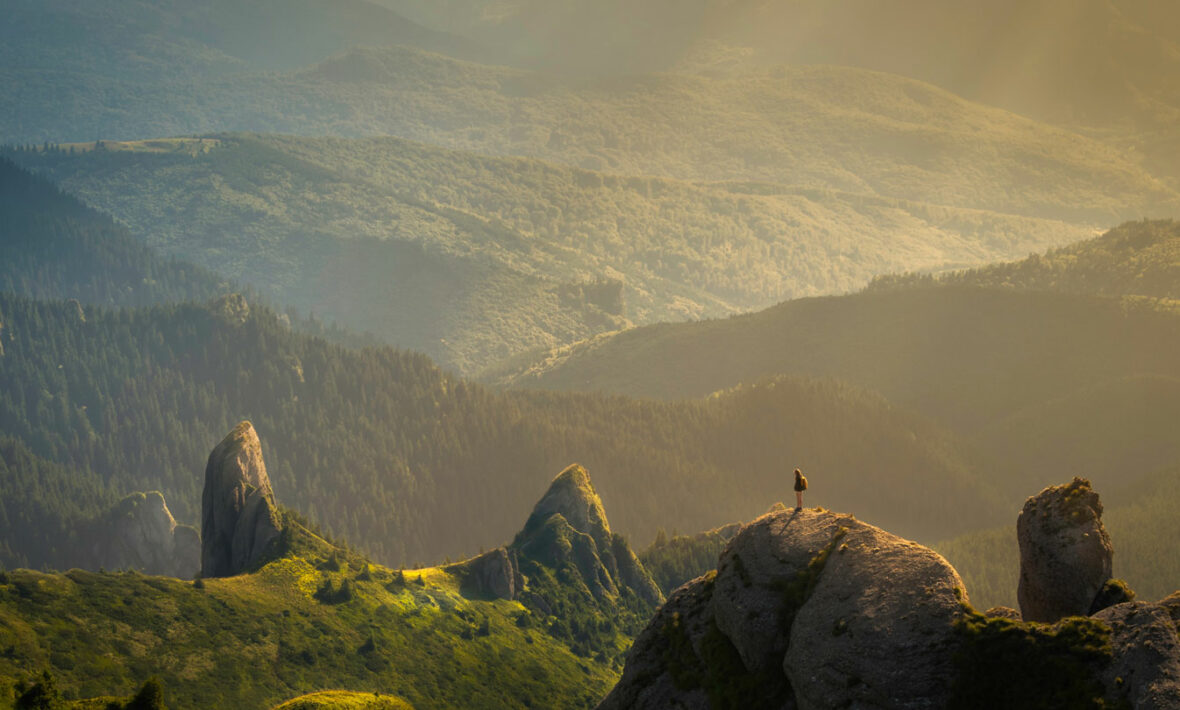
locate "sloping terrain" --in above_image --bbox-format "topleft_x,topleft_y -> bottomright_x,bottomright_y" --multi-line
6,136 -> 1093,371
0,470 -> 642,710
491,221 -> 1180,504
381,0 -> 1180,183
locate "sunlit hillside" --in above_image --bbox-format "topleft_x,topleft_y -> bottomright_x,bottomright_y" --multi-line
6,136 -> 1093,372
490,221 -> 1180,509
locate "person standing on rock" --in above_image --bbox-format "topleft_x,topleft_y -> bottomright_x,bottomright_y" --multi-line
793,468 -> 807,511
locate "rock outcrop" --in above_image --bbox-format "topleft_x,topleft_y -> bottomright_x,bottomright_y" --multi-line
601,508 -> 967,710
200,421 -> 283,577
1017,477 -> 1113,622
91,491 -> 200,578
514,464 -> 663,606
1093,601 -> 1180,709
211,293 -> 250,326
458,547 -> 524,600
603,481 -> 1180,709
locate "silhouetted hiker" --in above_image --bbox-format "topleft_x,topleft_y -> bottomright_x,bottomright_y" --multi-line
794,468 -> 808,511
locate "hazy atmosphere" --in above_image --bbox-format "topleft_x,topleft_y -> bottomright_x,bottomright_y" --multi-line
2,1 -> 1179,708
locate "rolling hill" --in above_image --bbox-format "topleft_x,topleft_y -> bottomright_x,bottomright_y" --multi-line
490,221 -> 1180,505
7,46 -> 1176,223
0,155 -> 1015,570
5,135 -> 1094,372
379,0 -> 1180,184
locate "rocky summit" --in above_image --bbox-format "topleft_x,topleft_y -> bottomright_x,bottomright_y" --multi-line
599,508 -> 967,710
200,421 -> 282,578
1018,477 -> 1114,622
603,481 -> 1180,709
514,464 -> 663,607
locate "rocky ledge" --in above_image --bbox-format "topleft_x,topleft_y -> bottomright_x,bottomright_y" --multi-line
601,479 -> 1180,709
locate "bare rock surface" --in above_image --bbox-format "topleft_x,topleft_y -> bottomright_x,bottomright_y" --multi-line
524,464 -> 612,544
200,421 -> 282,577
1094,601 -> 1180,709
602,508 -> 966,710
1017,477 -> 1113,622
597,575 -> 715,710
601,480 -> 1180,710
457,547 -> 524,600
783,513 -> 966,710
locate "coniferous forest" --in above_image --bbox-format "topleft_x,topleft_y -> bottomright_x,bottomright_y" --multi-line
4,2 -> 1180,708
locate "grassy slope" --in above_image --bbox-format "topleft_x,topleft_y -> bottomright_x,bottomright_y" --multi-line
5,135 -> 1091,372
0,552 -> 615,710
272,690 -> 414,709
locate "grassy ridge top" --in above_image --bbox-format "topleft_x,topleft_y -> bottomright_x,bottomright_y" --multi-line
0,551 -> 613,709
272,690 -> 415,709
6,133 -> 1093,372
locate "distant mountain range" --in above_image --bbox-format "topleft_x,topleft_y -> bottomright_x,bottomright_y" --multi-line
380,0 -> 1180,181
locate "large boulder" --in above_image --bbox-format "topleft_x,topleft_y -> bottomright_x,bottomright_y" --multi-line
200,421 -> 283,577
603,508 -> 967,710
1017,477 -> 1113,622
1093,601 -> 1180,709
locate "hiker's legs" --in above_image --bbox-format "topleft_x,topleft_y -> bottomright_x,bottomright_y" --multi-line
795,491 -> 803,509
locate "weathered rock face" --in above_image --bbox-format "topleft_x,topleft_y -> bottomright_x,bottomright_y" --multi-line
92,491 -> 200,578
458,547 -> 524,600
603,508 -> 967,710
598,575 -> 715,710
1093,601 -> 1180,709
200,421 -> 282,578
1017,477 -> 1113,622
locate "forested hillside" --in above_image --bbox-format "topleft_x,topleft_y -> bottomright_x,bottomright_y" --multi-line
0,291 -> 1004,571
869,218 -> 1180,299
381,0 -> 1180,184
0,157 -> 225,307
4,36 -> 1176,222
5,136 -> 1091,372
492,222 -> 1180,509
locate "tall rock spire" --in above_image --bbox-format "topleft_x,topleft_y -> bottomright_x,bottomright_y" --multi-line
200,421 -> 282,577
